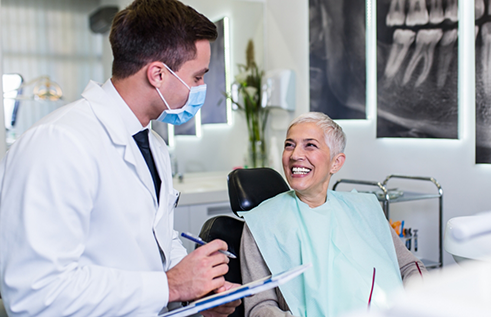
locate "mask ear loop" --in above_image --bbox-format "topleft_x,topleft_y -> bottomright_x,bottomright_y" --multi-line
156,87 -> 172,110
162,63 -> 191,90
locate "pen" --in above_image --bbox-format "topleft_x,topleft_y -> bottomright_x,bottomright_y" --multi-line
181,232 -> 237,259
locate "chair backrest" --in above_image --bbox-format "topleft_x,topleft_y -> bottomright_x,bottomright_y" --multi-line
227,167 -> 290,217
197,168 -> 290,317
198,216 -> 245,317
198,215 -> 244,284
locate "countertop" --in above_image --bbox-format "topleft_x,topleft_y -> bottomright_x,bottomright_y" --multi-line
172,171 -> 230,206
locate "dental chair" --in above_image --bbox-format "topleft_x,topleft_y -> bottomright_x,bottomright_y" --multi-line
197,167 -> 290,317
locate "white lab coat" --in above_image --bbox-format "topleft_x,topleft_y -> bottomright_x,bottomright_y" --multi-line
0,81 -> 188,316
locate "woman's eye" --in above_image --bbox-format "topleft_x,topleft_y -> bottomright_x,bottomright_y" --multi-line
284,142 -> 294,148
195,76 -> 203,82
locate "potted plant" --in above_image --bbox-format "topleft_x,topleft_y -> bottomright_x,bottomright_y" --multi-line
230,39 -> 269,168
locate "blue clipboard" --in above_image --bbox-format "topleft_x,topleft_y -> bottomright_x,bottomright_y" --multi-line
159,263 -> 312,317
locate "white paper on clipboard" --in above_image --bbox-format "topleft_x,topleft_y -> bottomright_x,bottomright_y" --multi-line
159,263 -> 312,317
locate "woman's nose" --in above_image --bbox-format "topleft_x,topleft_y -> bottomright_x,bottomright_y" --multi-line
290,147 -> 304,161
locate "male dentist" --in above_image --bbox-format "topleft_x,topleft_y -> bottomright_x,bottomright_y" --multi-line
0,0 -> 240,316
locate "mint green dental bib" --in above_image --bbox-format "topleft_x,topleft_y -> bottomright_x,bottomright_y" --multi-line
241,190 -> 403,317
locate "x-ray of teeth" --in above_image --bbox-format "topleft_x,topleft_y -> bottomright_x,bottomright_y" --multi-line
201,18 -> 227,125
444,0 -> 458,22
429,0 -> 444,24
309,0 -> 366,119
436,29 -> 458,88
406,0 -> 429,26
377,0 -> 458,138
476,0 -> 485,19
480,23 -> 491,96
402,29 -> 442,87
475,1 -> 491,163
385,29 -> 416,79
387,0 -> 407,26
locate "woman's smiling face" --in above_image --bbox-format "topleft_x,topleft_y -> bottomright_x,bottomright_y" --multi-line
282,122 -> 345,206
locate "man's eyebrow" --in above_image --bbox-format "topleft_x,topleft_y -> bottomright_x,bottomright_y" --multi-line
194,67 -> 209,76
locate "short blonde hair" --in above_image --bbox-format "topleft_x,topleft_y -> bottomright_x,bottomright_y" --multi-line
288,112 -> 346,158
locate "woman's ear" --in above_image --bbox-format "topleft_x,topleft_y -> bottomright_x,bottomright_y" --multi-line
147,62 -> 166,88
330,153 -> 346,174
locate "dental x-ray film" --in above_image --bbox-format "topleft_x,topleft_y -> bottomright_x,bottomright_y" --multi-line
475,0 -> 491,163
377,0 -> 459,139
309,0 -> 367,120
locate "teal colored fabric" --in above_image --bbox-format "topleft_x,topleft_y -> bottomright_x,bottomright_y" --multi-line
240,190 -> 403,317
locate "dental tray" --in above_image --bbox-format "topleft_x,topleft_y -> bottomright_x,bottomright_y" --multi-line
360,189 -> 404,200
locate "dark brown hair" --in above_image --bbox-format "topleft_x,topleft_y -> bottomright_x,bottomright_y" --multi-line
109,0 -> 217,79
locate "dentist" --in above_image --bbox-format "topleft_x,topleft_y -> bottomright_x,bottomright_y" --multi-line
0,0 -> 240,316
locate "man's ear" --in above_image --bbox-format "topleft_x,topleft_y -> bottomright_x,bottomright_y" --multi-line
147,62 -> 166,88
330,153 -> 346,174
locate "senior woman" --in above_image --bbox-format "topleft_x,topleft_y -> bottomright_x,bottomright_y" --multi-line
239,112 -> 426,317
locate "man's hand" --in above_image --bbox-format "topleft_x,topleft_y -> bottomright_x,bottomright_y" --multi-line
167,239 -> 230,302
201,282 -> 242,317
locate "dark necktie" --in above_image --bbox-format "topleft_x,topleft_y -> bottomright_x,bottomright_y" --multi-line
133,129 -> 161,201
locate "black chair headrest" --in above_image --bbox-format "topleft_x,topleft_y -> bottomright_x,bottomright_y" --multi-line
227,168 -> 290,217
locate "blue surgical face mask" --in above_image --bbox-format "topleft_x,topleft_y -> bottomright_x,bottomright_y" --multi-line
155,63 -> 207,125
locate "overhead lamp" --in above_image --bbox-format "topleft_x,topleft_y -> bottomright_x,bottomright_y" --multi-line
4,75 -> 63,101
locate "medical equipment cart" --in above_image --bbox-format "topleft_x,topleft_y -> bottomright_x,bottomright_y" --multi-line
332,175 -> 443,269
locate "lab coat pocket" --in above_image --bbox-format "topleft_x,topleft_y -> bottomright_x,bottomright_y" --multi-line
153,189 -> 180,257
156,189 -> 180,224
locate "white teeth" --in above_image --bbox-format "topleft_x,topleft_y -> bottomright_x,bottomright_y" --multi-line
476,0 -> 485,20
480,22 -> 491,96
406,0 -> 429,27
402,29 -> 443,87
292,167 -> 311,175
444,0 -> 458,23
387,0 -> 406,27
384,29 -> 416,79
436,29 -> 458,88
429,0 -> 444,24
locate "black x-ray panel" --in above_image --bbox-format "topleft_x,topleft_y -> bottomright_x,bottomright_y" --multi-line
475,0 -> 491,163
309,0 -> 366,120
201,18 -> 227,125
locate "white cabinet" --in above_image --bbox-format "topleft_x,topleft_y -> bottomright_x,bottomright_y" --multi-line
174,201 -> 239,253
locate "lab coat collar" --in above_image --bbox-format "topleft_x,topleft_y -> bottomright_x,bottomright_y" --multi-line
81,80 -> 131,146
81,80 -> 159,207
